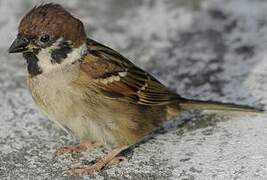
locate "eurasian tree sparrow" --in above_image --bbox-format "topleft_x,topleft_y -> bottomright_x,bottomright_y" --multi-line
8,3 -> 262,176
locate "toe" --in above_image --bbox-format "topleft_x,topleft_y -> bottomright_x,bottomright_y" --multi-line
55,147 -> 73,156
67,165 -> 99,176
106,156 -> 127,167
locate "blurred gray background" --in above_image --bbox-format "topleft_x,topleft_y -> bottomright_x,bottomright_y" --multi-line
1,0 -> 267,179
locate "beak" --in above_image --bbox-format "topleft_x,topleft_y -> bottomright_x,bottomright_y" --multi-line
8,34 -> 29,53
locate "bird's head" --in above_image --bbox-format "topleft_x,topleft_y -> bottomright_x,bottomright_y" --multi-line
9,3 -> 87,76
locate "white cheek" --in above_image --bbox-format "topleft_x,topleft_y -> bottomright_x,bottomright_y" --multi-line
36,43 -> 87,74
36,48 -> 57,73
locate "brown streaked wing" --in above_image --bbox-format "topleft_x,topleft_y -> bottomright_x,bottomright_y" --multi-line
80,38 -> 181,106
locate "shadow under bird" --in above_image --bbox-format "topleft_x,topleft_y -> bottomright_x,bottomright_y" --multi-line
8,3 -> 263,176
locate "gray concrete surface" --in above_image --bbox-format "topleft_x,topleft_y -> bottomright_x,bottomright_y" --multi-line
0,0 -> 267,179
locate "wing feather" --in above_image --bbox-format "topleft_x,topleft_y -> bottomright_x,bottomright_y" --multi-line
80,38 -> 181,105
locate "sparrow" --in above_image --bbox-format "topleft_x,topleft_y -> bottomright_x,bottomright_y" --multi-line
8,3 -> 262,176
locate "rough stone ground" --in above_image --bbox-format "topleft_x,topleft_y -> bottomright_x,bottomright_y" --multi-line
0,0 -> 267,179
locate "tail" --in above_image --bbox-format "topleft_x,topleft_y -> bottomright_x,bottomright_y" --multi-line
179,99 -> 264,113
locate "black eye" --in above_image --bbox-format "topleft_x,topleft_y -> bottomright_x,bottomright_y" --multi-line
39,34 -> 50,43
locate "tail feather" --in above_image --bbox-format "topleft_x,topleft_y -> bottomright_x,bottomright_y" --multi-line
179,99 -> 264,113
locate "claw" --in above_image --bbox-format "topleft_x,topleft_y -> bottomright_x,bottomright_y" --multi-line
66,146 -> 128,176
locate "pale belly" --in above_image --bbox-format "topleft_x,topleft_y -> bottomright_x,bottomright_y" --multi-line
26,65 -> 171,148
26,74 -> 154,147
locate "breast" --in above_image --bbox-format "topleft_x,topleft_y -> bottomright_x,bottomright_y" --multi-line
27,65 -> 86,134
26,66 -> 168,148
26,67 -> 124,147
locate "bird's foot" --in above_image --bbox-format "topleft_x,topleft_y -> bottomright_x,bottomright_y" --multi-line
55,140 -> 101,156
67,146 -> 127,176
106,156 -> 127,167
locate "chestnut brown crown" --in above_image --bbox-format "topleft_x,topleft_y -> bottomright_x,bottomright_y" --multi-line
19,3 -> 86,47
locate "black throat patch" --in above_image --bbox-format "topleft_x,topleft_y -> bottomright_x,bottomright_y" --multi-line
23,52 -> 42,77
51,41 -> 72,64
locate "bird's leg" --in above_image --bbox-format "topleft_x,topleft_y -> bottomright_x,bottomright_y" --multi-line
68,146 -> 128,176
55,140 -> 102,156
105,155 -> 127,167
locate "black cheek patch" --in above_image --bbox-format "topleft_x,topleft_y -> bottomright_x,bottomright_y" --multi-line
51,41 -> 72,64
23,52 -> 42,77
